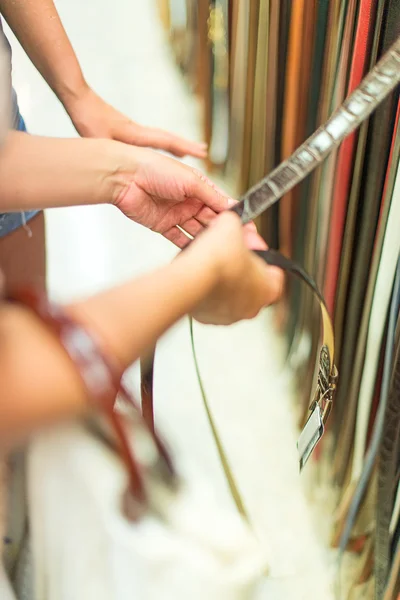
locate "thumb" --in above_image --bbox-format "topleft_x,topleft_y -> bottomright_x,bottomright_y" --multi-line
187,169 -> 236,213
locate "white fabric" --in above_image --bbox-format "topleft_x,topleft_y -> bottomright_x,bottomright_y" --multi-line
0,563 -> 16,600
27,421 -> 267,600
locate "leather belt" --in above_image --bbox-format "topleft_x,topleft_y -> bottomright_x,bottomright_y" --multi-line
332,0 -> 376,364
315,0 -> 356,291
188,249 -> 338,521
332,0 -> 388,481
285,0 -> 330,386
248,0 -> 268,187
230,37 -> 400,223
332,98 -> 400,551
140,36 -> 400,521
336,113 -> 400,538
255,249 -> 337,471
279,0 -> 307,260
324,0 -> 375,316
376,305 -> 400,598
141,246 -> 339,525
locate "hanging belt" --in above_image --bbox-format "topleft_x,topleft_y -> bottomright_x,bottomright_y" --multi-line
254,249 -> 337,470
140,37 -> 400,520
230,38 -> 400,223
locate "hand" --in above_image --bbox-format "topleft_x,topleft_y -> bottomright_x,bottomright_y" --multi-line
112,147 -> 263,248
66,86 -> 208,159
185,212 -> 284,325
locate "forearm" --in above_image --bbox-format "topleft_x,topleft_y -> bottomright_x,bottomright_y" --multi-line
0,0 -> 87,105
0,250 -> 215,449
72,249 -> 215,367
0,131 -> 125,211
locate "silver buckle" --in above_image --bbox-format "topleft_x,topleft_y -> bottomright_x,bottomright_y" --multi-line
297,345 -> 338,471
297,403 -> 324,471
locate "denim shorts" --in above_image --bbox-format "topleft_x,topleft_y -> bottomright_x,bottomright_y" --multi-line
0,112 -> 40,238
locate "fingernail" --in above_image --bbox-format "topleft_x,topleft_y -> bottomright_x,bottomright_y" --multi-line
200,142 -> 208,148
227,198 -> 238,207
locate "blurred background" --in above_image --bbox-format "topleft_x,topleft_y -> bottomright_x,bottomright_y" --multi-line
6,0 -> 400,598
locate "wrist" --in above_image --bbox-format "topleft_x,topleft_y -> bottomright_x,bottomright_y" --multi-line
173,241 -> 219,303
97,141 -> 140,206
55,73 -> 90,111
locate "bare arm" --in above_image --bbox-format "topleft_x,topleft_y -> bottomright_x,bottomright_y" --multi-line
0,132 -> 122,211
0,132 -> 230,250
0,0 -> 207,157
0,245 -> 216,449
0,0 -> 87,106
0,213 -> 282,450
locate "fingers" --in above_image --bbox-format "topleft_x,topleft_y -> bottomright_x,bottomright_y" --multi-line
164,211 -> 237,249
131,125 -> 208,158
260,263 -> 285,306
226,199 -> 267,250
250,251 -> 285,307
210,213 -> 283,305
243,224 -> 268,251
179,218 -> 203,238
187,169 -> 235,213
163,226 -> 192,249
194,205 -> 219,226
163,217 -> 204,248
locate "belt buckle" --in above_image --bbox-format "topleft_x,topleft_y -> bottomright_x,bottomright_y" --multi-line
297,345 -> 338,471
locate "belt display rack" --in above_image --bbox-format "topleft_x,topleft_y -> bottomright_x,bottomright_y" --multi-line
158,2 -> 400,598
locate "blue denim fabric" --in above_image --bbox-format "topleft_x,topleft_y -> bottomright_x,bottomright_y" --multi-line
0,110 -> 40,238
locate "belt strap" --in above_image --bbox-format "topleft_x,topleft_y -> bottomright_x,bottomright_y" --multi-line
248,0 -> 268,187
334,0 -> 400,479
230,37 -> 400,222
140,35 -> 400,522
332,99 -> 400,549
337,255 -> 400,559
332,0 -> 389,477
141,248 -> 338,522
315,0 -> 356,289
332,0 -> 379,364
188,248 -> 338,521
376,318 -> 400,597
286,0 -> 330,363
382,537 -> 400,599
279,0 -> 308,259
324,0 -> 375,315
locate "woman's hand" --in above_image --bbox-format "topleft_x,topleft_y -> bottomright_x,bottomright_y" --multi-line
0,133 -> 263,253
67,87 -> 208,159
182,212 -> 284,325
113,147 -> 244,248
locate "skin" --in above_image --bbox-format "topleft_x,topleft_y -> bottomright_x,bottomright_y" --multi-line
0,0 -> 207,158
0,0 -> 209,292
0,132 -> 265,247
0,135 -> 284,449
0,3 -> 284,449
0,211 -> 46,292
